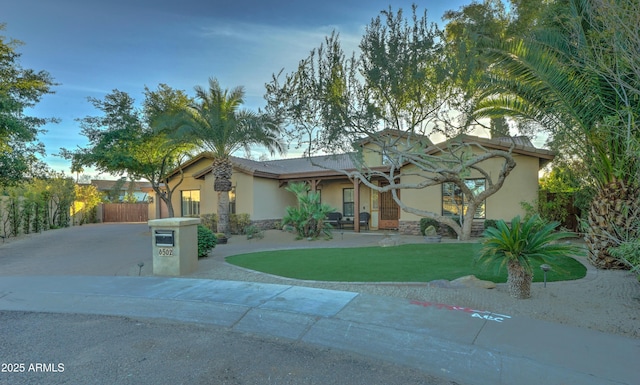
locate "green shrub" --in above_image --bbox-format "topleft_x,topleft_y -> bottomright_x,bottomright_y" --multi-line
230,213 -> 251,234
419,218 -> 439,235
445,216 -> 461,237
197,225 -> 217,257
484,219 -> 498,230
200,213 -> 217,233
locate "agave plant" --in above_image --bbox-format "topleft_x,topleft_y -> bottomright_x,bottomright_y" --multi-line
478,215 -> 578,299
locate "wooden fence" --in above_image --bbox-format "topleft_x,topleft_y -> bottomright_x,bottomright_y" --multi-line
101,203 -> 149,223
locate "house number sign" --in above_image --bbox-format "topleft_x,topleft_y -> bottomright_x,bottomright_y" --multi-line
158,247 -> 174,256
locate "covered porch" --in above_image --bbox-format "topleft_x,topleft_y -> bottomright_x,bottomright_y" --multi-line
279,174 -> 400,233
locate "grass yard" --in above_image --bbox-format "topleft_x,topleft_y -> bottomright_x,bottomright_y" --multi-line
226,243 -> 587,283
226,243 -> 587,282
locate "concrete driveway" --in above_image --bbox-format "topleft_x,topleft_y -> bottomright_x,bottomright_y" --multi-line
0,223 -> 152,276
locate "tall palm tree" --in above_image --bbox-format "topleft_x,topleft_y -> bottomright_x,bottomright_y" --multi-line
177,78 -> 285,234
474,0 -> 640,269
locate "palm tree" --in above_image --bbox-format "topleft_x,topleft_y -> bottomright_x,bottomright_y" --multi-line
177,78 -> 285,234
478,215 -> 578,299
474,0 -> 640,269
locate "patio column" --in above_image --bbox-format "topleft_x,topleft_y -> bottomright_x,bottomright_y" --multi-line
353,177 -> 360,232
308,179 -> 321,192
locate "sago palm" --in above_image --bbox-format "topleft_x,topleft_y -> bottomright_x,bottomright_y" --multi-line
478,215 -> 578,299
474,0 -> 640,269
177,78 -> 285,234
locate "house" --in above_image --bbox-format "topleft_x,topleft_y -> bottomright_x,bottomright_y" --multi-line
148,133 -> 554,235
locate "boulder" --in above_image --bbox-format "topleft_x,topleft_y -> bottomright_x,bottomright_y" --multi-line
450,275 -> 496,289
378,237 -> 399,247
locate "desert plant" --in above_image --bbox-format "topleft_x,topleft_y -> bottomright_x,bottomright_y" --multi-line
478,215 -> 578,299
200,213 -> 217,233
197,225 -> 217,257
230,213 -> 251,234
424,225 -> 437,237
282,182 -> 335,239
419,218 -> 439,236
244,224 -> 264,239
609,240 -> 640,280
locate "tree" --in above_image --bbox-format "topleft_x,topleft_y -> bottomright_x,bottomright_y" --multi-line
265,6 -> 519,240
473,0 -> 640,268
0,24 -> 57,187
173,78 -> 284,235
478,215 -> 578,299
62,84 -> 195,217
73,183 -> 101,225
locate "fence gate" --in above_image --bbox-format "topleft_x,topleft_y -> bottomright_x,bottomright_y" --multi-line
102,203 -> 149,222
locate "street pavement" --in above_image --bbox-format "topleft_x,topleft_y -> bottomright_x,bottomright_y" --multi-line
0,275 -> 638,385
0,223 -> 639,384
1,311 -> 452,385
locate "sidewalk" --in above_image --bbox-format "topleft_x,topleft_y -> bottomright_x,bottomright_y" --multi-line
0,275 -> 637,385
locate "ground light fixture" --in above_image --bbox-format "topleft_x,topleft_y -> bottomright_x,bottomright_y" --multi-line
540,264 -> 551,287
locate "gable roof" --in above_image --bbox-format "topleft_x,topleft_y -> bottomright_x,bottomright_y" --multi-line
356,128 -> 434,147
426,134 -> 555,168
191,153 -> 360,180
168,134 -> 554,182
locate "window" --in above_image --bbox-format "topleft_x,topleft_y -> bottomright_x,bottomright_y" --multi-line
442,179 -> 486,219
181,190 -> 200,217
343,188 -> 354,217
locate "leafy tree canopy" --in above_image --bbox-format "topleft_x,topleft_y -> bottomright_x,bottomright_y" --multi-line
265,5 -> 520,240
62,84 -> 196,217
0,23 -> 57,186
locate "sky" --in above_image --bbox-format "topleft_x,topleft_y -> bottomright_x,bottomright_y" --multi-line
3,0 -> 471,177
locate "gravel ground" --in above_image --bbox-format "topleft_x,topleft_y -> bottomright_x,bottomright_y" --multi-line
189,230 -> 640,339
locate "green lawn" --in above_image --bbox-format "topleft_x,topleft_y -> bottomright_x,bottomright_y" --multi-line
226,243 -> 587,283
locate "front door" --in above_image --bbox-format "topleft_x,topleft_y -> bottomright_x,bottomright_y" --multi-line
378,183 -> 399,229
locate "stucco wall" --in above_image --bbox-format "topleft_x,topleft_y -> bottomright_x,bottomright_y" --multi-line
398,154 -> 540,222
486,154 -> 539,220
319,181 -> 371,220
319,182 -> 349,215
157,159 -> 210,219
252,177 -> 295,220
398,170 -> 442,222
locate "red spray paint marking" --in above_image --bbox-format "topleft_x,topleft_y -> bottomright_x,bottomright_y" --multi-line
409,300 -> 511,323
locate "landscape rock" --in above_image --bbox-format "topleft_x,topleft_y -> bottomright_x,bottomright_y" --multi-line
378,237 -> 399,247
450,275 -> 496,289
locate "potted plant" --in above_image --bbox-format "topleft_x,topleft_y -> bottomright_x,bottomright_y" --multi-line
215,233 -> 228,244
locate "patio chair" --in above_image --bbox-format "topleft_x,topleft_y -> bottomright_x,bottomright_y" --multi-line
359,212 -> 371,230
326,212 -> 343,229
